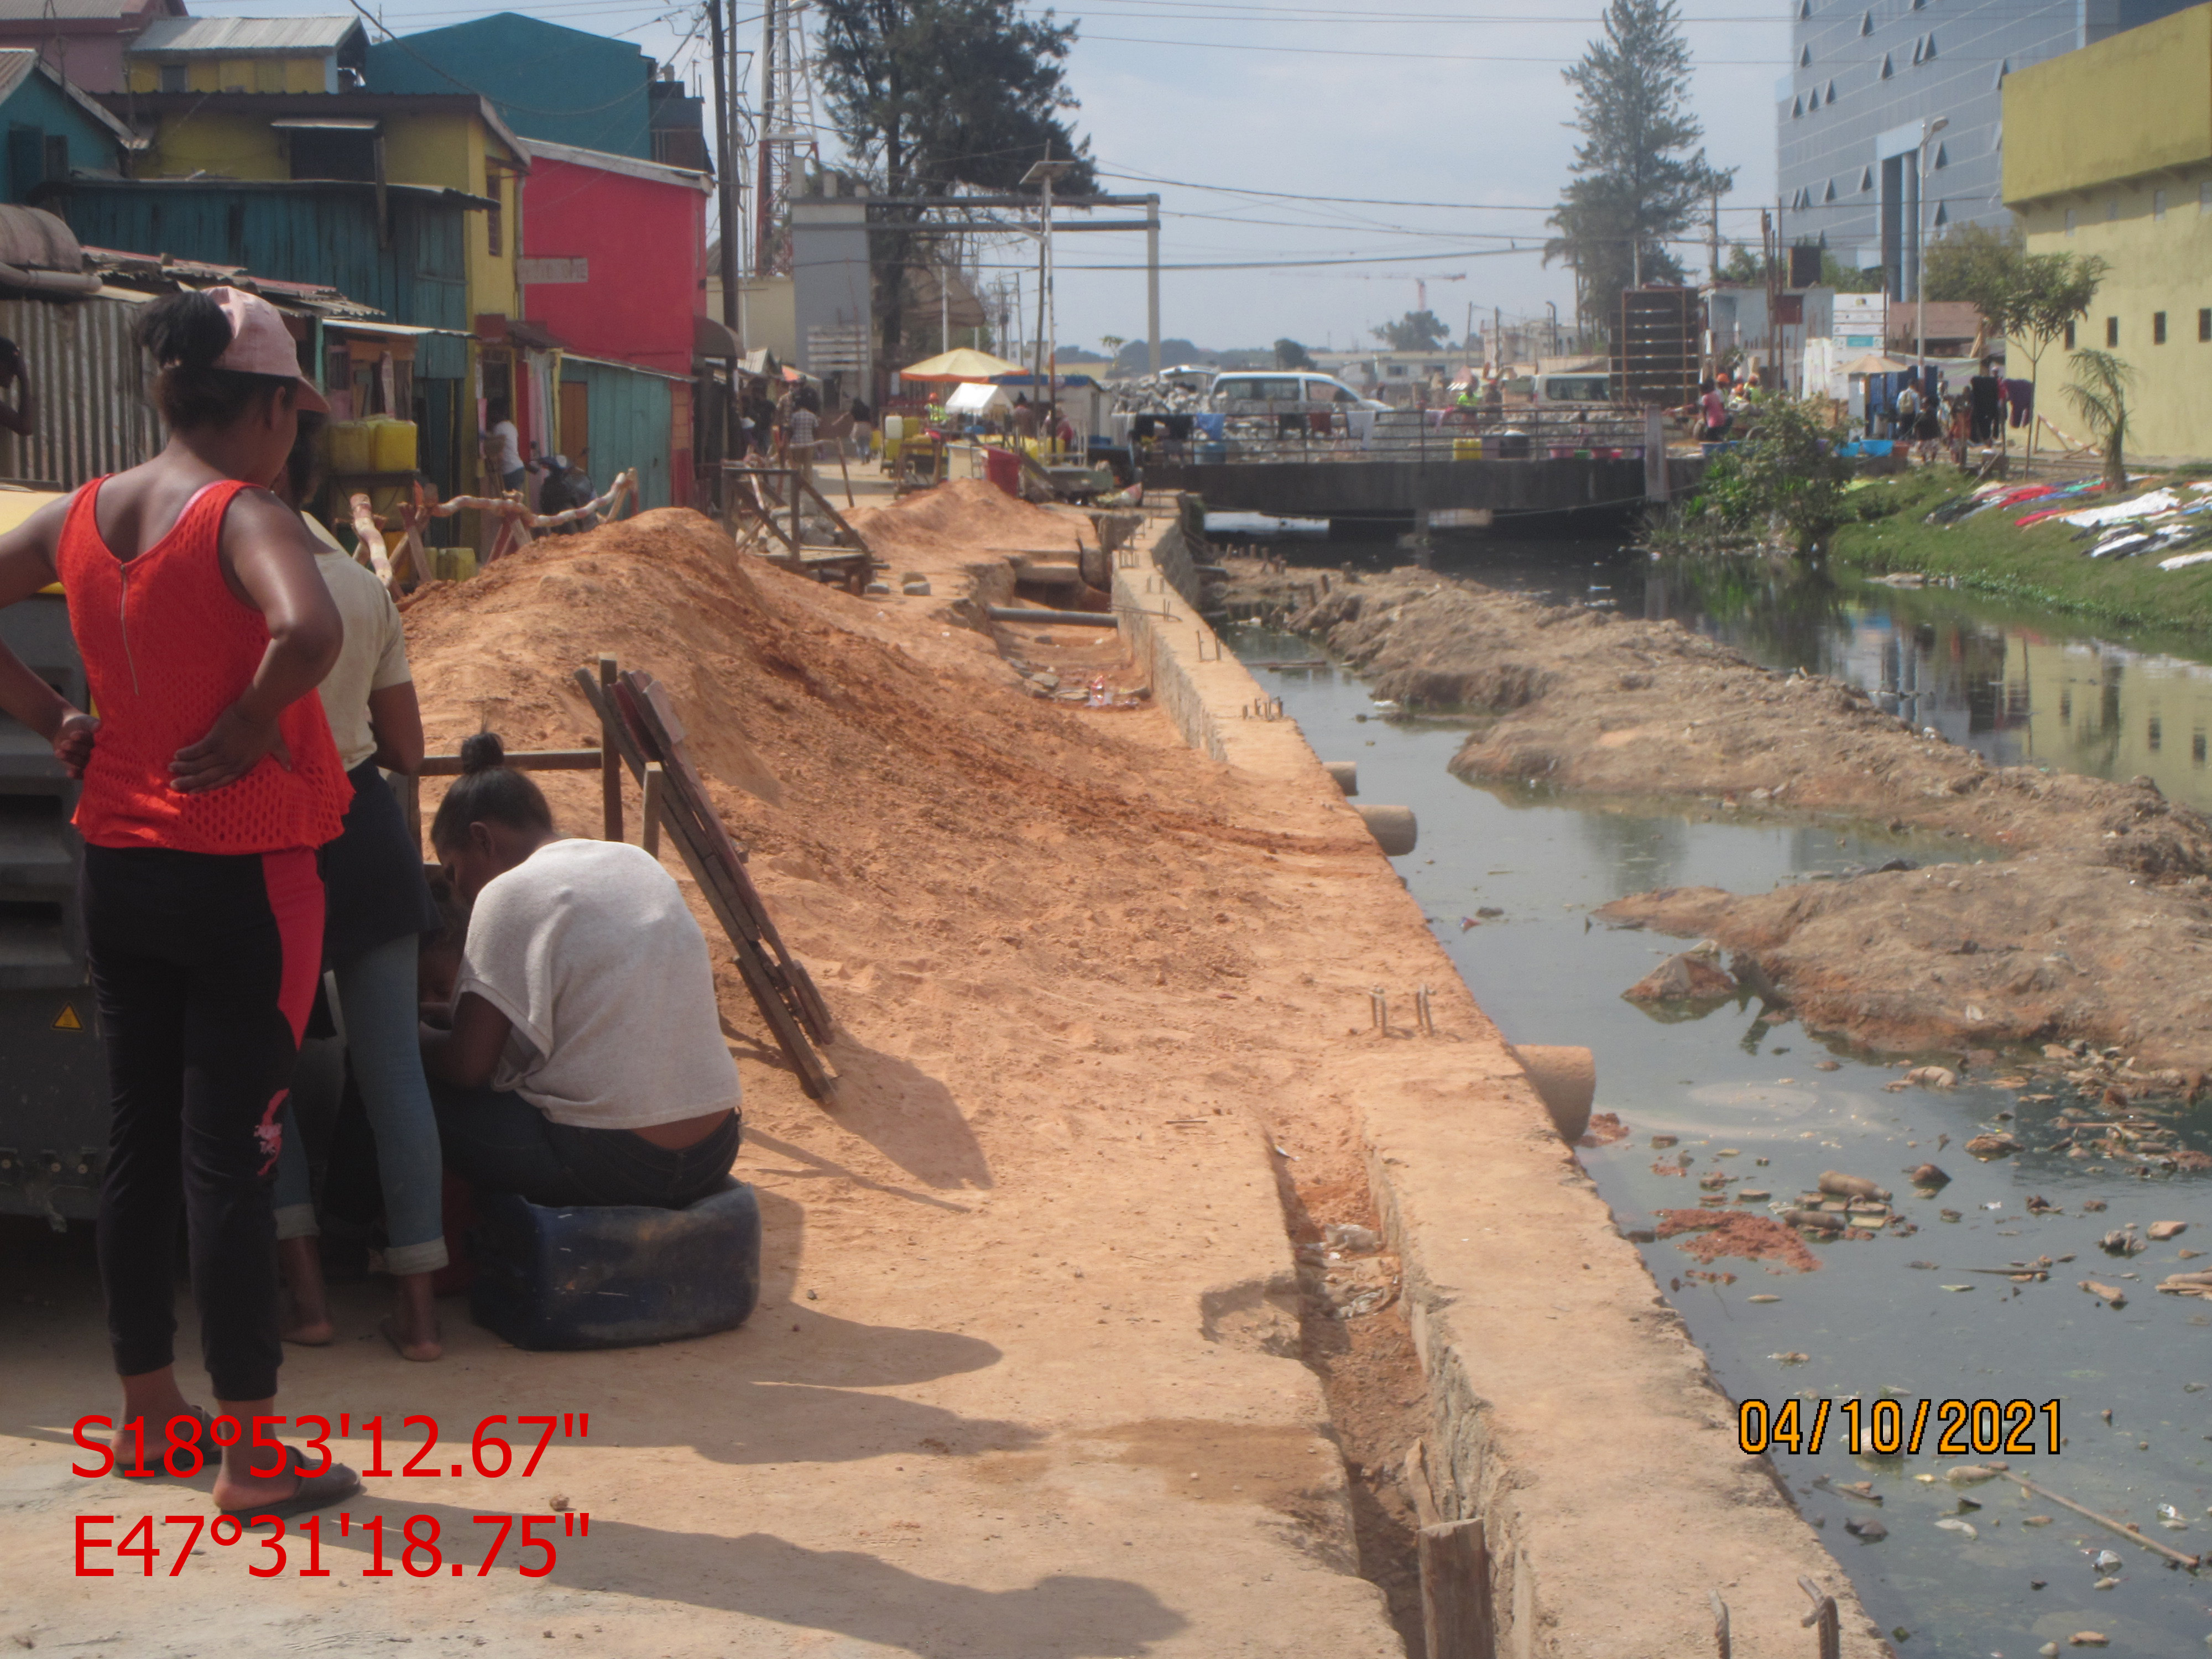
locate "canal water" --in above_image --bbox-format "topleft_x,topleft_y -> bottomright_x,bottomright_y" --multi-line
1230,541 -> 2212,1658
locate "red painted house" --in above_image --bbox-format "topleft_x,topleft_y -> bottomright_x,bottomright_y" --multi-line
517,137 -> 708,506
518,137 -> 706,375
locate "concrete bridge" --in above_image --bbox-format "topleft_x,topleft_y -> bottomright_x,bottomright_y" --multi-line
1139,453 -> 1708,531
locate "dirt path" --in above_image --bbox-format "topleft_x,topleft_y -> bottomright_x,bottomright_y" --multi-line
1246,560 -> 2212,1081
1,489 -> 1427,1658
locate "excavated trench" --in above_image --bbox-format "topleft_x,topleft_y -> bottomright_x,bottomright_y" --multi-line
1219,541 -> 2212,1659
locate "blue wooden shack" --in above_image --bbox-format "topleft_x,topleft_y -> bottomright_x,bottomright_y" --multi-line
0,48 -> 136,202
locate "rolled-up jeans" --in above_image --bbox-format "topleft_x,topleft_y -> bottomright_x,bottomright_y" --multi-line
273,932 -> 448,1276
430,1082 -> 740,1210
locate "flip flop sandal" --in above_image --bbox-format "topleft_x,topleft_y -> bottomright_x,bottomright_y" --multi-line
220,1462 -> 362,1524
114,1406 -> 216,1479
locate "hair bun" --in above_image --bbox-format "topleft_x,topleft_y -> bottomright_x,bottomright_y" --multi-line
458,731 -> 507,774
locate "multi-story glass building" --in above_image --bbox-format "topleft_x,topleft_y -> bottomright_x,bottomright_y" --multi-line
1776,0 -> 2194,296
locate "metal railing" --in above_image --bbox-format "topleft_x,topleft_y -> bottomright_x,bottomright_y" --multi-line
1133,404 -> 1657,466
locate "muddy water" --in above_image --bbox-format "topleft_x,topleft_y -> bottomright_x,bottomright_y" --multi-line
1310,530 -> 2212,816
1233,611 -> 2212,1659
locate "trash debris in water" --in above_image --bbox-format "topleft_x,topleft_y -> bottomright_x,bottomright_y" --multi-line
1934,1517 -> 1978,1538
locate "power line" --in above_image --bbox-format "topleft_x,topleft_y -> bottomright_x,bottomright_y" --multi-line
1097,163 -> 1775,216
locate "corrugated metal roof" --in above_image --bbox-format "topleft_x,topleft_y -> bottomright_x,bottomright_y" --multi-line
0,48 -> 139,145
0,48 -> 33,103
131,16 -> 363,55
0,0 -> 173,20
519,137 -> 708,192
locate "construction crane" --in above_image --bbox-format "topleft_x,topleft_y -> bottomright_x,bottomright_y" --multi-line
1347,272 -> 1467,314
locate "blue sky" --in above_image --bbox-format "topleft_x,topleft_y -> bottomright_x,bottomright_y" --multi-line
194,0 -> 1792,353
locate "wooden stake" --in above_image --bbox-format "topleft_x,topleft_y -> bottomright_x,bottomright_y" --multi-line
598,655 -> 624,843
2008,1472 -> 2203,1569
1417,1518 -> 1493,1659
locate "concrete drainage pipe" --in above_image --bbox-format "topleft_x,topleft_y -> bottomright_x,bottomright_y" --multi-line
1354,804 -> 1416,855
1323,760 -> 1357,796
1511,1044 -> 1596,1144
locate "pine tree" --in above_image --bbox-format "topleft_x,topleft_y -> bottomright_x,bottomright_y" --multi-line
1545,0 -> 1733,337
816,0 -> 1094,372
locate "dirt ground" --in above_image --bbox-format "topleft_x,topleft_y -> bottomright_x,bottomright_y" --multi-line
1,484 -> 1460,1657
1244,560 -> 2212,1080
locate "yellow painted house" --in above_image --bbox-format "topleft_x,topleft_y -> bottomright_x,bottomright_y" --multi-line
2002,3 -> 2212,461
102,84 -> 526,327
123,16 -> 366,96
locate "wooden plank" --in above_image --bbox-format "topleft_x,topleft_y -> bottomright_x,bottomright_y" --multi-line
573,664 -> 837,1101
1418,1519 -> 1494,1659
419,748 -> 603,777
642,762 -> 665,859
620,670 -> 838,1050
598,655 -> 624,843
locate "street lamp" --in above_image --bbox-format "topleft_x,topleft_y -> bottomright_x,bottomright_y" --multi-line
1915,116 -> 1949,380
1022,154 -> 1076,443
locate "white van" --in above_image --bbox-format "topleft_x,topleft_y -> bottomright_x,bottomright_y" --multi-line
1208,371 -> 1387,413
1534,371 -> 1610,406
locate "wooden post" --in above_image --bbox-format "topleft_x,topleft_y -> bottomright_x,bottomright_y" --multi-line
598,654 -> 624,842
643,762 -> 666,859
1417,1519 -> 1493,1659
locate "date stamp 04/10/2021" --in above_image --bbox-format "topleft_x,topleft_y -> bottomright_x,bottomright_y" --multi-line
1736,1396 -> 2063,1458
68,1412 -> 592,1581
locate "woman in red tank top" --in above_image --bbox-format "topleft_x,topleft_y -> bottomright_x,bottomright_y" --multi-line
0,288 -> 361,1519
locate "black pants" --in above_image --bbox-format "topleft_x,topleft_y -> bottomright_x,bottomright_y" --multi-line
431,1082 -> 739,1209
85,844 -> 325,1402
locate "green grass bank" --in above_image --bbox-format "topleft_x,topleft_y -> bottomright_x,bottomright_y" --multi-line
1828,464 -> 2212,633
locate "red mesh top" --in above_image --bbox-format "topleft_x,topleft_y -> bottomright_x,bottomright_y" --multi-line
58,477 -> 348,855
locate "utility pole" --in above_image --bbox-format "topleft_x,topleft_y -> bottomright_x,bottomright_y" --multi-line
1762,206 -> 1780,392
1023,150 -> 1074,432
1708,190 -> 1720,283
705,0 -> 740,337
755,0 -> 775,277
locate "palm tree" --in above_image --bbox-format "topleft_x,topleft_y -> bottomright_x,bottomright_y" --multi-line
2064,348 -> 2136,491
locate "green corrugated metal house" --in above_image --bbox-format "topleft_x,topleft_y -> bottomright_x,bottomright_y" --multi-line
560,353 -> 679,510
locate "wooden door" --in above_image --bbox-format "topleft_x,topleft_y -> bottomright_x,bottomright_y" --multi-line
560,382 -> 590,468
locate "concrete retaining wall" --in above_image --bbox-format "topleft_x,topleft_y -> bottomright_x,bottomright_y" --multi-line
1121,513 -> 1882,1658
1142,454 -> 1705,520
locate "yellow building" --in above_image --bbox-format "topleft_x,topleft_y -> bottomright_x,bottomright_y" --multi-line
105,88 -> 526,327
2003,3 -> 2212,461
123,16 -> 366,97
